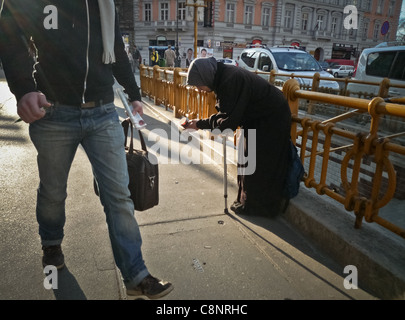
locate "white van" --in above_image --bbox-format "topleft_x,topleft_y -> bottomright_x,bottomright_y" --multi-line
347,43 -> 405,97
238,46 -> 339,90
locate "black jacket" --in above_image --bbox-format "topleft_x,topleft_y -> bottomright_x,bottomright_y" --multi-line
0,0 -> 141,104
197,63 -> 291,131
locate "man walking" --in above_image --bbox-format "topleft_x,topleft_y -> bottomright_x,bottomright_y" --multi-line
0,0 -> 173,299
132,45 -> 142,72
164,45 -> 176,68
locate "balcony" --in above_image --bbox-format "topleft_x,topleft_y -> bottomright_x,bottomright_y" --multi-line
313,30 -> 332,41
153,20 -> 188,32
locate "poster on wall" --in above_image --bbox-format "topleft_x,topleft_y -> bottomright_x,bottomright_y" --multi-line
197,47 -> 214,58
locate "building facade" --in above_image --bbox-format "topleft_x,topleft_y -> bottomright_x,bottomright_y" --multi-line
115,0 -> 402,66
115,0 -> 135,48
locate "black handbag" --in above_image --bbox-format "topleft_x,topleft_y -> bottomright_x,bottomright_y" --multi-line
280,139 -> 305,213
122,119 -> 159,211
283,139 -> 305,199
94,119 -> 159,211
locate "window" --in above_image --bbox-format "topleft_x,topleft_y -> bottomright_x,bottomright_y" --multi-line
366,51 -> 396,77
160,2 -> 169,21
388,1 -> 395,17
204,0 -> 213,27
262,7 -> 271,27
272,52 -> 322,71
363,0 -> 372,12
376,0 -> 383,14
241,51 -> 259,68
390,52 -> 405,80
331,17 -> 338,34
362,21 -> 369,39
316,15 -> 324,30
284,10 -> 292,28
245,5 -> 253,25
144,3 -> 151,22
302,13 -> 308,31
226,3 -> 235,23
178,1 -> 186,20
373,22 -> 380,39
258,53 -> 272,71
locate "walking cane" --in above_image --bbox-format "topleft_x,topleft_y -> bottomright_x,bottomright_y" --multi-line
223,135 -> 229,214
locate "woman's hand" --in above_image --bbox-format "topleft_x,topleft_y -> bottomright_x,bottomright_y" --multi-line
186,119 -> 199,130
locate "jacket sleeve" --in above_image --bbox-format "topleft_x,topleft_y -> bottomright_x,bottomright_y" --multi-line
0,2 -> 37,101
111,13 -> 142,102
197,113 -> 228,130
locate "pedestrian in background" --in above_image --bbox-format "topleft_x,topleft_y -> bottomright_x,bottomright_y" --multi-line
0,0 -> 173,299
164,45 -> 176,68
186,57 -> 291,218
127,46 -> 135,73
151,47 -> 159,66
175,45 -> 181,67
132,45 -> 142,72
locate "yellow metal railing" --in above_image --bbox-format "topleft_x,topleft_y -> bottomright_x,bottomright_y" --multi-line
267,69 -> 405,98
139,65 -> 405,239
283,79 -> 405,239
140,64 -> 217,119
140,64 -> 405,117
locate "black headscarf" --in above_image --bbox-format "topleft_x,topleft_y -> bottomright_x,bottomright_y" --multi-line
186,57 -> 218,90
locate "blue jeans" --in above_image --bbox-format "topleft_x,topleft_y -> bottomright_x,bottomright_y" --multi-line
29,102 -> 149,287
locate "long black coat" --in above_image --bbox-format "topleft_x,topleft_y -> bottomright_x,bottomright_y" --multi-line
197,63 -> 292,217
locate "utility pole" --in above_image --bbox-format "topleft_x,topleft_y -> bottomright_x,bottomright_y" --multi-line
175,0 -> 180,67
185,0 -> 207,59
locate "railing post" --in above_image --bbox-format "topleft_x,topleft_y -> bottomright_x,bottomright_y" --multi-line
307,72 -> 320,114
145,66 -> 151,97
343,77 -> 349,96
139,64 -> 145,97
378,78 -> 390,98
282,79 -> 301,144
153,65 -> 160,105
269,69 -> 276,85
312,72 -> 320,92
173,67 -> 182,118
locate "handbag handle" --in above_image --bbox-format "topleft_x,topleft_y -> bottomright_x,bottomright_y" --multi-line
122,119 -> 147,154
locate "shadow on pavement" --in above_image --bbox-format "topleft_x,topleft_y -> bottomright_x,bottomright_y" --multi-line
52,266 -> 87,300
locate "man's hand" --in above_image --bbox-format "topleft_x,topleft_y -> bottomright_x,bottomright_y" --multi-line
131,100 -> 143,116
17,92 -> 52,123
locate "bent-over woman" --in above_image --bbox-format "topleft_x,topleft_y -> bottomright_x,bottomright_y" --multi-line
186,57 -> 291,217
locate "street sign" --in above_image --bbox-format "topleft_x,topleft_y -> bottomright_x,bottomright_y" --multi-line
381,21 -> 389,35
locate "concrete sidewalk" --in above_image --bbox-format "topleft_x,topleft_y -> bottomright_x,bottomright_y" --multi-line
0,72 -> 404,301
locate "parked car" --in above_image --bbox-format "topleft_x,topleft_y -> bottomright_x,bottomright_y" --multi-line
327,65 -> 355,78
325,59 -> 355,67
318,61 -> 330,71
347,43 -> 405,97
217,58 -> 238,66
238,46 -> 339,90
